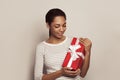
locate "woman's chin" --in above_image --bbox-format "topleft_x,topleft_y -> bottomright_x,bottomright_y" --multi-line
56,35 -> 64,39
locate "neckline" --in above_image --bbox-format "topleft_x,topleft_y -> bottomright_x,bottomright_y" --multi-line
43,36 -> 68,46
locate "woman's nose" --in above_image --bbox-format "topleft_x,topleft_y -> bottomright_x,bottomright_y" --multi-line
60,27 -> 64,31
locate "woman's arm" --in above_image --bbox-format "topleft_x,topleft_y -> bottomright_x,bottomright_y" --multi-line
34,45 -> 44,80
42,70 -> 62,80
42,67 -> 81,80
79,38 -> 92,78
80,51 -> 91,78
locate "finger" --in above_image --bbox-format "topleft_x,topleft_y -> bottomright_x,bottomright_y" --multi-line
65,69 -> 81,77
66,67 -> 72,70
81,38 -> 88,42
79,37 -> 84,40
63,67 -> 71,70
79,38 -> 85,41
71,69 -> 81,76
80,38 -> 89,43
65,70 -> 78,74
80,40 -> 85,45
68,69 -> 80,74
83,39 -> 92,46
72,69 -> 80,74
84,38 -> 92,43
76,69 -> 81,74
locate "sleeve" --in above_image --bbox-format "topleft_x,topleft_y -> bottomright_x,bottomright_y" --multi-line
34,45 -> 44,80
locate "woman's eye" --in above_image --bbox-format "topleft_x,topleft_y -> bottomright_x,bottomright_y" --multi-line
55,25 -> 60,28
62,25 -> 66,28
63,25 -> 66,27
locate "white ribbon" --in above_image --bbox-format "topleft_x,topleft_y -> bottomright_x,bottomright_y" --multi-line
67,44 -> 85,68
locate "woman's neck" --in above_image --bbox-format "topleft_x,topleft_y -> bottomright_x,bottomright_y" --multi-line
46,36 -> 66,44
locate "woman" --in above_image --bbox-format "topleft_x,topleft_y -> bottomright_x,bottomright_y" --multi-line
34,8 -> 92,80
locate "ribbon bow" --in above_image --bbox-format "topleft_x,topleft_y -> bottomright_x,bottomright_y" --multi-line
67,38 -> 85,68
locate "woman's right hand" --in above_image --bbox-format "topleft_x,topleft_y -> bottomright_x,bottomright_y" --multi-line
61,67 -> 81,77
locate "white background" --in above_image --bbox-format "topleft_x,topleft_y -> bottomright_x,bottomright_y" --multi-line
0,0 -> 120,80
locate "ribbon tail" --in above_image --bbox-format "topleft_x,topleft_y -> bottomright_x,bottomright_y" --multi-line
77,52 -> 85,59
67,53 -> 73,68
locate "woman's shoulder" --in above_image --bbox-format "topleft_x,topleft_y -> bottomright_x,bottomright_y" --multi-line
36,41 -> 46,52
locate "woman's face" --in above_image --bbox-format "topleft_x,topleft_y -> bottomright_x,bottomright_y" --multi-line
49,16 -> 66,39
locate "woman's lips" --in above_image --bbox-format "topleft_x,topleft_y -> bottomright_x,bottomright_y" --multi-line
58,33 -> 63,36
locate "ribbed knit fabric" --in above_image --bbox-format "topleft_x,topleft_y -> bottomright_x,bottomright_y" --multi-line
34,36 -> 81,80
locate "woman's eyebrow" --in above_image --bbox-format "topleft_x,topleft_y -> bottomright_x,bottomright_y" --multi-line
54,22 -> 66,25
55,24 -> 60,26
63,22 -> 66,25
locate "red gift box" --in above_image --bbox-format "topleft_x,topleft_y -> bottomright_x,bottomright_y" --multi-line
62,37 -> 85,70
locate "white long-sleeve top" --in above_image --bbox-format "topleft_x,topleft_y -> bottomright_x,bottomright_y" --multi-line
34,36 -> 81,80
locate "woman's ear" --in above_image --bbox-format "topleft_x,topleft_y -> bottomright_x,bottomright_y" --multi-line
46,23 -> 50,29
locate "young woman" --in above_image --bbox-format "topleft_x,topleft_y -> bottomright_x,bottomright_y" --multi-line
34,8 -> 92,80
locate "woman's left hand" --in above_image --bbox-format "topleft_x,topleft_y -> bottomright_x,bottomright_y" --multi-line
79,38 -> 92,54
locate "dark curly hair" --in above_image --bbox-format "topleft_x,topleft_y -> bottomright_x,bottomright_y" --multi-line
45,8 -> 66,25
